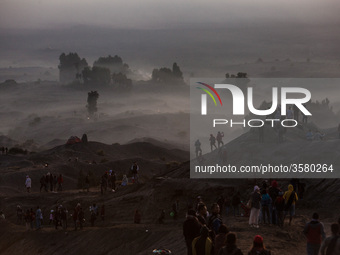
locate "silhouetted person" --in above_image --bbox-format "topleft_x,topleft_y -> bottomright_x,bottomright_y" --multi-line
210,134 -> 217,151
40,175 -> 48,192
109,170 -> 116,192
261,190 -> 272,224
216,131 -> 224,148
249,186 -> 261,228
81,133 -> 88,143
90,206 -> 97,227
248,235 -> 271,255
172,199 -> 180,220
197,203 -> 208,226
218,232 -> 243,255
192,226 -> 213,255
304,213 -> 326,255
283,184 -> 298,226
73,203 -> 81,230
101,172 -> 108,194
25,175 -> 31,193
53,175 -> 57,192
208,203 -> 222,235
35,206 -> 42,230
320,223 -> 339,255
183,209 -> 201,255
131,162 -> 139,184
214,224 -> 229,255
57,174 -> 63,191
195,139 -> 202,158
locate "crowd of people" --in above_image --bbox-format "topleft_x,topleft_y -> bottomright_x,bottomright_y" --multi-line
39,173 -> 64,192
183,196 -> 272,255
14,204 -> 70,231
23,161 -> 141,194
12,200 -> 149,232
182,182 -> 340,255
5,177 -> 340,254
13,202 -> 108,231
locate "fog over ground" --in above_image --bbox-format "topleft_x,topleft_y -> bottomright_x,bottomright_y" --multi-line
0,0 -> 340,147
1,22 -> 340,77
1,0 -> 340,76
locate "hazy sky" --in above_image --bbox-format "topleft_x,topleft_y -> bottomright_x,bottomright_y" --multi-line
1,0 -> 340,29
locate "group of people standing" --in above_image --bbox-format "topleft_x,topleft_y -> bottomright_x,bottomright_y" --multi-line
99,162 -> 140,194
15,204 -> 69,231
39,173 -> 64,192
194,131 -> 225,159
24,173 -> 63,193
183,197 -> 272,255
248,181 -> 298,228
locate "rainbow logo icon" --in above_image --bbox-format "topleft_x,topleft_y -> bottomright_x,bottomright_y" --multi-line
196,82 -> 223,106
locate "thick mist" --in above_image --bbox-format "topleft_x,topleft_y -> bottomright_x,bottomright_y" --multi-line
0,83 -> 190,150
1,21 -> 340,77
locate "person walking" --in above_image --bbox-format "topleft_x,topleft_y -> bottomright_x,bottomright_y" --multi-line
131,162 -> 140,184
303,213 -> 326,255
249,186 -> 261,228
210,134 -> 217,151
283,184 -> 298,226
25,175 -> 32,193
35,206 -> 42,230
195,139 -> 202,158
183,209 -> 201,255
